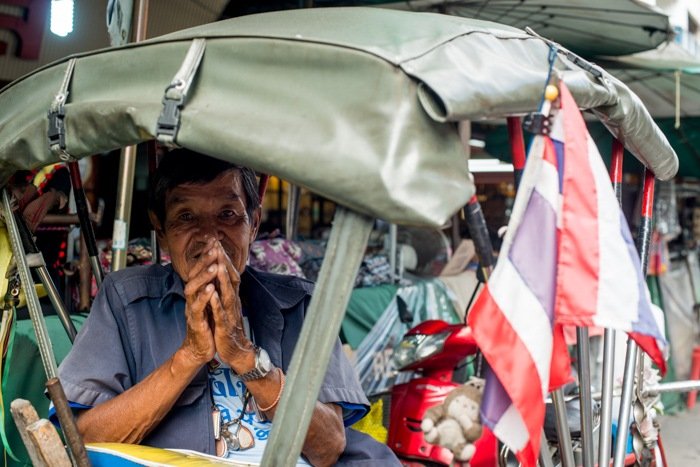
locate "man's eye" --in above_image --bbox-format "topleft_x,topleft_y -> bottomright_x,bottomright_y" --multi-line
178,212 -> 194,222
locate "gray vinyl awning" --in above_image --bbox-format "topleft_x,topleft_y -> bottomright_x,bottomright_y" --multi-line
0,7 -> 678,228
390,0 -> 672,57
611,69 -> 700,119
598,42 -> 700,118
593,42 -> 700,178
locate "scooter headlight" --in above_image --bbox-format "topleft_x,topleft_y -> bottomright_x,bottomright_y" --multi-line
393,331 -> 450,369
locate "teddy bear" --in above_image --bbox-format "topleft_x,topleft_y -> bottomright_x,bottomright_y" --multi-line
420,377 -> 485,462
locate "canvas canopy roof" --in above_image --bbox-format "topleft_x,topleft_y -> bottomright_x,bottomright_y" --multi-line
0,7 -> 678,227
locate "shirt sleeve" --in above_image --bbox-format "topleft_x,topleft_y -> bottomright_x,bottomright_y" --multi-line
57,274 -> 134,408
318,339 -> 369,426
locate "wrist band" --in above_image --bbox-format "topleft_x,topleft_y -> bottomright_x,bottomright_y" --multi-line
259,368 -> 285,412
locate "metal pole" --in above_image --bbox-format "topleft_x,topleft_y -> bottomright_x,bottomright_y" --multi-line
67,161 -> 102,286
539,429 -> 555,467
577,327 -> 595,467
643,380 -> 700,395
613,342 -> 638,467
286,184 -> 301,241
147,141 -> 160,264
112,145 -> 137,271
12,209 -> 77,341
463,196 -> 495,278
599,139 -> 624,467
262,208 -> 373,466
389,223 -> 397,282
2,190 -> 58,379
507,116 -> 526,190
552,388 -> 576,467
111,0 -> 149,271
613,170 -> 655,467
46,378 -> 90,467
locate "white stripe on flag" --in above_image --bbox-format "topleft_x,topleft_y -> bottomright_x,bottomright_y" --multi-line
501,137 -> 545,255
549,106 -> 565,142
489,260 -> 553,396
586,134 -> 640,330
492,403 -> 529,452
533,158 -> 559,212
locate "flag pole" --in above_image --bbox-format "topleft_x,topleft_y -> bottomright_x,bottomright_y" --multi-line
576,328 -> 595,467
612,169 -> 655,467
598,139 -> 624,467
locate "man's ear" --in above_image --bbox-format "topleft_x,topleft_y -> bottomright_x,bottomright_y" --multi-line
148,211 -> 168,251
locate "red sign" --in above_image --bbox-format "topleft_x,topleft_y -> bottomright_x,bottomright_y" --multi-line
0,0 -> 48,60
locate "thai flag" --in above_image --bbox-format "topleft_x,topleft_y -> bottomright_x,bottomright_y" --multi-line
467,82 -> 666,466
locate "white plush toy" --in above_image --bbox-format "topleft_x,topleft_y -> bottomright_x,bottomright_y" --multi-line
420,377 -> 485,462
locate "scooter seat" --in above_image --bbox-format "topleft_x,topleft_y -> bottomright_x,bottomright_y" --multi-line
543,397 -> 601,441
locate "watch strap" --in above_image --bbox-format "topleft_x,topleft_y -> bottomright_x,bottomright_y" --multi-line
239,347 -> 271,382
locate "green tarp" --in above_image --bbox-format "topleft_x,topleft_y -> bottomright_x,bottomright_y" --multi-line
1,315 -> 86,467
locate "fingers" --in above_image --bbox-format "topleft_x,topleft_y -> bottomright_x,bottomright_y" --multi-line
210,240 -> 245,334
183,237 -> 218,283
183,239 -> 218,301
209,287 -> 227,328
210,285 -> 252,359
214,246 -> 239,315
189,283 -> 216,324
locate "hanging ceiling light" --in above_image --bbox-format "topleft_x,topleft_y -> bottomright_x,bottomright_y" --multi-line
50,0 -> 74,37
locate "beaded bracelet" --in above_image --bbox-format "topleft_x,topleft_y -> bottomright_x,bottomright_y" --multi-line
259,367 -> 285,412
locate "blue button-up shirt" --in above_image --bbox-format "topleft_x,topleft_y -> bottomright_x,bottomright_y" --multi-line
58,264 -> 399,465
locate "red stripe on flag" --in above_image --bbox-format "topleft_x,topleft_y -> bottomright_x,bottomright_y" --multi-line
468,285 -> 547,467
555,85 -> 599,323
630,332 -> 667,375
542,138 -> 558,167
549,323 -> 573,390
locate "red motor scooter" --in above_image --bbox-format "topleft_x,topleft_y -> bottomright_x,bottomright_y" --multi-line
387,318 -> 498,466
387,197 -> 498,466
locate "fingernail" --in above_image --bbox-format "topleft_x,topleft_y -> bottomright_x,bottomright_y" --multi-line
206,284 -> 214,292
208,248 -> 215,256
208,264 -> 216,273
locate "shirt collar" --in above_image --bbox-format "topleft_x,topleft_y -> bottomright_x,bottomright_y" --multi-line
159,264 -> 184,308
240,267 -> 309,311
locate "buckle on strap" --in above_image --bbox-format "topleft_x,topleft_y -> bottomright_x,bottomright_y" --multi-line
47,59 -> 77,162
156,83 -> 186,142
156,39 -> 206,146
48,101 -> 66,152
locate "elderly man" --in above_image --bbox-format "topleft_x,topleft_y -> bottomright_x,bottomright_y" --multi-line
56,149 -> 398,466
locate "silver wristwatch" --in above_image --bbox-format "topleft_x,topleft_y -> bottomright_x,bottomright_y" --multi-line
239,346 -> 273,382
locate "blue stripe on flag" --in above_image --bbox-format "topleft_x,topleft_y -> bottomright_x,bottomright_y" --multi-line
553,140 -> 565,193
619,211 -> 664,340
481,366 -> 511,428
508,190 -> 558,323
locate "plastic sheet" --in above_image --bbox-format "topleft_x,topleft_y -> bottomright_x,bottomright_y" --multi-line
352,279 -> 460,396
658,255 -> 700,380
654,180 -> 681,241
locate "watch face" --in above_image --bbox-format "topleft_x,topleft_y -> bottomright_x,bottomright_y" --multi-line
258,348 -> 272,372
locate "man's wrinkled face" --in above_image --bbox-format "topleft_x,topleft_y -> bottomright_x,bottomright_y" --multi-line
151,170 -> 260,282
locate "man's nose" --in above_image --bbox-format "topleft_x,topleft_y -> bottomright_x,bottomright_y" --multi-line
198,221 -> 224,240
